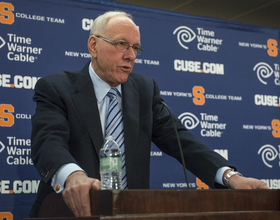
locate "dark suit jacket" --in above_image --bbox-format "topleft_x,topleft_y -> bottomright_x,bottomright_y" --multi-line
29,62 -> 233,217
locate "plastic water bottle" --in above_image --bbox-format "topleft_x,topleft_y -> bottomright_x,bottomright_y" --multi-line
99,136 -> 122,190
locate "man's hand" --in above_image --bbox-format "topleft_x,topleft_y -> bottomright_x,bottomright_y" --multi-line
224,170 -> 270,189
62,171 -> 100,217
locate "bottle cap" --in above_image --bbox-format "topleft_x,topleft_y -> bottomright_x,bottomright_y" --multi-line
105,136 -> 114,141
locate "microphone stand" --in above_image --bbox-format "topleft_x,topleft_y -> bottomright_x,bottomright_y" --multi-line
159,98 -> 190,190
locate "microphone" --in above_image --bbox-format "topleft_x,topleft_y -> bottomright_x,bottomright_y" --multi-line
154,95 -> 190,189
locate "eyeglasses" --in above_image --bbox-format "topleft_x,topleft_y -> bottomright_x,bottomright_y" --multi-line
95,35 -> 143,55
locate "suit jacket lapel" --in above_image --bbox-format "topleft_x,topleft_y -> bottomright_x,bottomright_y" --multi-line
122,76 -> 139,168
70,63 -> 140,167
71,63 -> 104,155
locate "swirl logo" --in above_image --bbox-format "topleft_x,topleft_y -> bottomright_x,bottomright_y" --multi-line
257,144 -> 278,168
173,26 -> 196,50
0,36 -> 6,49
0,141 -> 5,153
253,62 -> 274,85
178,112 -> 199,130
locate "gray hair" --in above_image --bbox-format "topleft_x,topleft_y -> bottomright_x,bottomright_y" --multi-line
90,11 -> 133,36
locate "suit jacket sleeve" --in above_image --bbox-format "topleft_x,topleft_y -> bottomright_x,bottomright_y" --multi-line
31,76 -> 79,184
29,63 -> 104,217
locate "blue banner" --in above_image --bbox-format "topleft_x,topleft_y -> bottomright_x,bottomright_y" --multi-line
0,0 -> 279,219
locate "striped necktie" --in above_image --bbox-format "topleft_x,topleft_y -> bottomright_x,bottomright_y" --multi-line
105,87 -> 127,189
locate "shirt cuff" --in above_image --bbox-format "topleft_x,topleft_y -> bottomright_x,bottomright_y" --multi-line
215,166 -> 232,186
51,163 -> 85,193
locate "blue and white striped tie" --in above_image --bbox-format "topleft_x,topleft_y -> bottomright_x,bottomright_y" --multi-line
105,87 -> 127,189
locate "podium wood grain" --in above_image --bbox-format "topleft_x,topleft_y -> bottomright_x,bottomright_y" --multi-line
27,189 -> 280,220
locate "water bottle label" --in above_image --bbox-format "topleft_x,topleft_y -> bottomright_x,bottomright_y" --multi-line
100,157 -> 121,170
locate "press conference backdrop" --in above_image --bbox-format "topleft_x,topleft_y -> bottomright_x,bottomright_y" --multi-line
0,0 -> 279,219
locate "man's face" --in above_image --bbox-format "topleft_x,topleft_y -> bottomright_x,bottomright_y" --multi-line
89,16 -> 140,87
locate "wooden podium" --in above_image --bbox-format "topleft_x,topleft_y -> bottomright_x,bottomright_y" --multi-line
29,189 -> 280,220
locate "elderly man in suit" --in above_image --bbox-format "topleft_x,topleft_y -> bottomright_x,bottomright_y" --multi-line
29,11 -> 269,218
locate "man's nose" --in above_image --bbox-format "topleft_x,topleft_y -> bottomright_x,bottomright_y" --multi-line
124,46 -> 136,60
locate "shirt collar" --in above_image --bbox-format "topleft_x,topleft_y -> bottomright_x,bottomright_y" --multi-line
88,62 -> 122,103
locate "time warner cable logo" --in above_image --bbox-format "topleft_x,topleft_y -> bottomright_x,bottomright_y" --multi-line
0,36 -> 5,48
253,62 -> 280,86
178,112 -> 226,137
0,140 -> 5,153
173,26 -> 196,50
258,144 -> 280,168
173,26 -> 223,52
178,112 -> 199,129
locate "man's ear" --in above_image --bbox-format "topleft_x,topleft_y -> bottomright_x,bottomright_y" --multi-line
88,35 -> 97,58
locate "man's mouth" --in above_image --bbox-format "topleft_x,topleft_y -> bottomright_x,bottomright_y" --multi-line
121,65 -> 131,71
